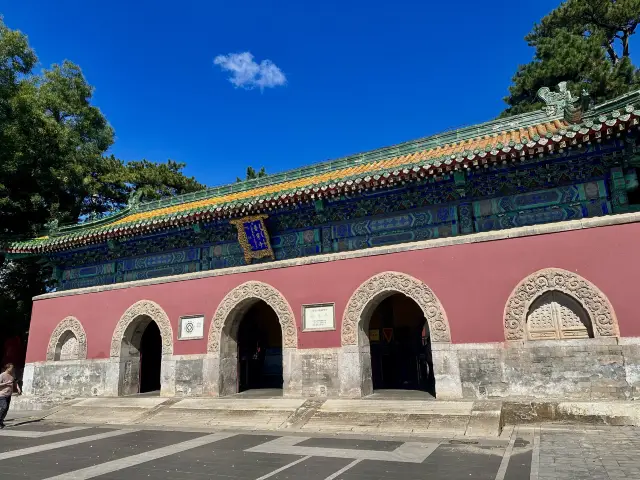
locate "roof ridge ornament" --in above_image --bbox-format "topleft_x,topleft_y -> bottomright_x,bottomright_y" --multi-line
127,190 -> 143,211
44,218 -> 59,236
537,82 -> 591,123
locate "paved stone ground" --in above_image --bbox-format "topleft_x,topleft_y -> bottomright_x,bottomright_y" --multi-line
0,418 -> 638,479
536,425 -> 640,480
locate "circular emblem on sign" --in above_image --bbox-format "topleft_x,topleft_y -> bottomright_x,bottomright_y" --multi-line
185,321 -> 194,333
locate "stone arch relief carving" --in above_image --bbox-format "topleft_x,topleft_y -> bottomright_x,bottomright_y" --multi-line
110,300 -> 174,358
504,268 -> 619,341
46,316 -> 88,361
207,281 -> 298,354
341,271 -> 451,346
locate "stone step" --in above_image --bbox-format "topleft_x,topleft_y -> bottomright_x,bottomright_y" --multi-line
318,399 -> 475,414
45,397 -> 171,425
302,399 -> 501,437
9,395 -> 73,412
13,396 -> 503,436
502,400 -> 640,426
17,395 -> 640,436
167,398 -> 306,411
139,398 -> 307,429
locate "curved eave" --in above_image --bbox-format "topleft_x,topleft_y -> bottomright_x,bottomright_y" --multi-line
7,109 -> 639,255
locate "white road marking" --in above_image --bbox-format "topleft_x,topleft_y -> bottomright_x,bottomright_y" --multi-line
0,429 -> 136,461
324,459 -> 362,480
254,455 -> 312,480
530,427 -> 540,480
247,436 -> 438,463
0,426 -> 91,438
494,434 -> 516,480
42,432 -> 237,480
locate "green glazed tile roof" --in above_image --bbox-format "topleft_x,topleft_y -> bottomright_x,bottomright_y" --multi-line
7,88 -> 640,254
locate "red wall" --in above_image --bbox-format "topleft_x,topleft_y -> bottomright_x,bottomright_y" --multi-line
27,221 -> 640,362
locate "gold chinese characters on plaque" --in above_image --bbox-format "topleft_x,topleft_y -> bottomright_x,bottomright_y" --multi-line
230,214 -> 275,264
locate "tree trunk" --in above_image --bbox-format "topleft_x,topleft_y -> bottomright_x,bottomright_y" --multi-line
622,32 -> 630,58
606,42 -> 619,65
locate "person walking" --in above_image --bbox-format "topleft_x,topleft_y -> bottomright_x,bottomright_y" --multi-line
0,363 -> 21,429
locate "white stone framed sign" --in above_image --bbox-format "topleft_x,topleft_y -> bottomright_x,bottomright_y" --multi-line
302,303 -> 335,332
178,315 -> 205,340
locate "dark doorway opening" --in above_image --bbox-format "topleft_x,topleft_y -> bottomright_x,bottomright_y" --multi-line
369,294 -> 435,396
139,321 -> 162,394
237,301 -> 283,392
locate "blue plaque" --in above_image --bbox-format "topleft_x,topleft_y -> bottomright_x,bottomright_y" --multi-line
230,215 -> 275,264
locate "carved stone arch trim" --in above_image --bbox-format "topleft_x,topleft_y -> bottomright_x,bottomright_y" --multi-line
46,316 -> 87,361
341,271 -> 451,346
110,300 -> 174,358
504,268 -> 619,341
207,281 -> 297,354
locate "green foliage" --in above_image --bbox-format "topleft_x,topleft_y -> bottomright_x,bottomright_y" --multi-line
81,156 -> 204,221
502,0 -> 640,116
0,259 -> 49,339
0,18 -> 205,346
236,166 -> 267,182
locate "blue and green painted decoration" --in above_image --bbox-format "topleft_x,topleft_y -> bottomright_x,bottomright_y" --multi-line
50,151 -> 636,291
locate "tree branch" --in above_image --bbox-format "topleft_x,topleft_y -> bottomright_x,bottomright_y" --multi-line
583,0 -> 619,32
605,39 -> 619,64
622,31 -> 630,58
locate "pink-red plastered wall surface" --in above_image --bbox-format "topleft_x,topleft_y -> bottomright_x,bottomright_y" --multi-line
26,221 -> 639,362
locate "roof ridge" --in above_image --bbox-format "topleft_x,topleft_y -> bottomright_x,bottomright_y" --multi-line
19,87 -> 640,243
127,108 -> 555,215
587,90 -> 640,116
132,88 -> 640,214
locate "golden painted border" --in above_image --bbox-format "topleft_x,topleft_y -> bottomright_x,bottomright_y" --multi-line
230,214 -> 275,264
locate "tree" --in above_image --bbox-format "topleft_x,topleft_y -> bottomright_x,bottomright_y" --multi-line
0,18 -> 204,347
81,156 -> 204,220
502,0 -> 640,116
236,166 -> 267,182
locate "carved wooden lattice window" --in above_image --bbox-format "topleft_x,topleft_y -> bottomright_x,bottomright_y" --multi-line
526,291 -> 594,340
55,331 -> 80,361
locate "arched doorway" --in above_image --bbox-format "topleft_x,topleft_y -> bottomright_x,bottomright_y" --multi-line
118,316 -> 163,395
237,301 -> 283,392
368,294 -> 434,395
207,281 -> 298,397
340,272 -> 454,398
111,300 -> 173,397
139,321 -> 162,393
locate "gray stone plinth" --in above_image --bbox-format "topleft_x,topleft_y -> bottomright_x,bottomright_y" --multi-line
21,337 -> 640,402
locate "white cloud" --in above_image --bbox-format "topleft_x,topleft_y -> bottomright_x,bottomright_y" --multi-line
214,52 -> 286,90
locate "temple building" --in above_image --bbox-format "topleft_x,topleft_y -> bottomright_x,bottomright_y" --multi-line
6,84 -> 640,401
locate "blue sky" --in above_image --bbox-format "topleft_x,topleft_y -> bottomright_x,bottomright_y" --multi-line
2,0 -> 604,187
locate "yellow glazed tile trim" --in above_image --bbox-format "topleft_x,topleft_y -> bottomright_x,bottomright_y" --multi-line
112,122 -> 565,226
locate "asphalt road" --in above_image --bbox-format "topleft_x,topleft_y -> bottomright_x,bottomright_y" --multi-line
1,417 -> 638,479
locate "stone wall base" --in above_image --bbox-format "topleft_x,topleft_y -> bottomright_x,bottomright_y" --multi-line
458,338 -> 640,400
22,338 -> 640,401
